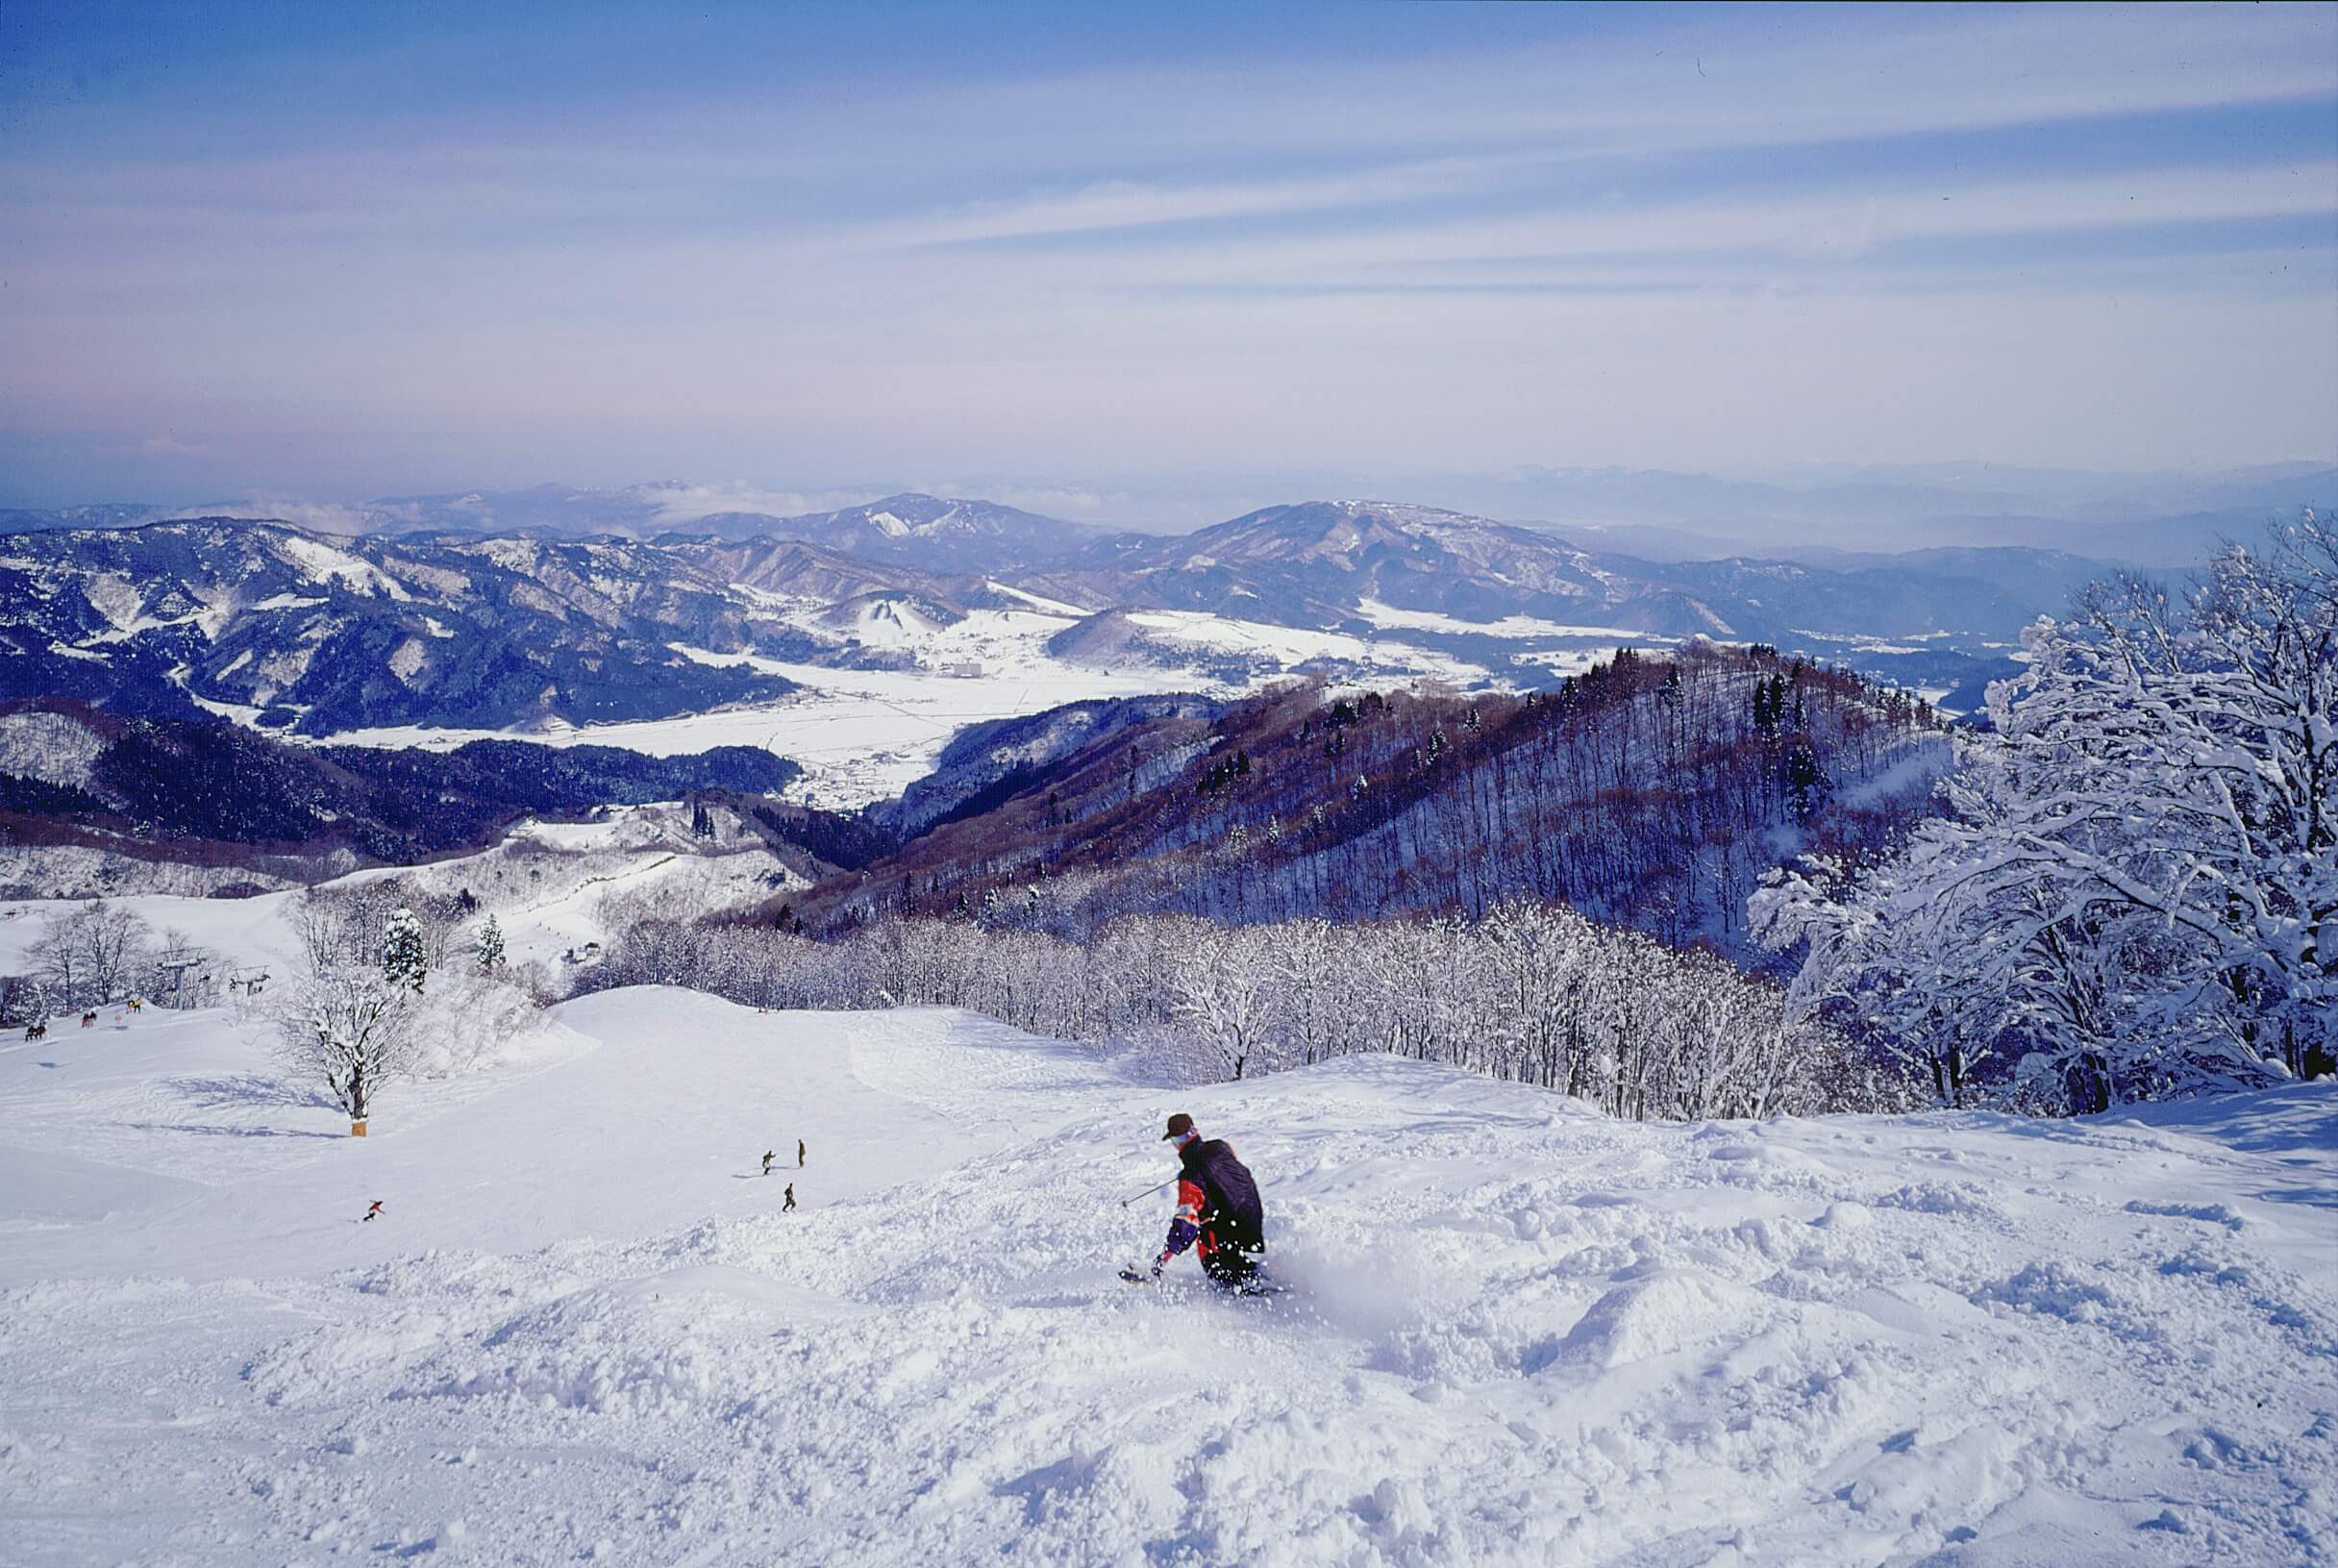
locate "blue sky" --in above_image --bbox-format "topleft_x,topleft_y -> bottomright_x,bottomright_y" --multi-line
1,1 -> 2332,519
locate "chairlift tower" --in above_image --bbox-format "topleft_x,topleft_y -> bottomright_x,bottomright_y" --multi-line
156,944 -> 205,1006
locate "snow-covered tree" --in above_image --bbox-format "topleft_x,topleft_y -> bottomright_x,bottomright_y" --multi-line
1754,844 -> 2015,1107
1264,917 -> 1342,1065
0,976 -> 52,1030
1761,515 -> 2338,1108
272,965 -> 418,1131
475,913 -> 506,974
384,906 -> 428,996
1167,921 -> 1277,1079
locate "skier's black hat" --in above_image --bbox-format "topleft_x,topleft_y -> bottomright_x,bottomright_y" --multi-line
1161,1112 -> 1195,1142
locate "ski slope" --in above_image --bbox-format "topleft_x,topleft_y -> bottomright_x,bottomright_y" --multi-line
3,990 -> 2333,1565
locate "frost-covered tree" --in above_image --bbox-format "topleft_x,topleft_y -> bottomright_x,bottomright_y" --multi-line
272,965 -> 418,1132
1754,842 -> 2014,1107
1481,900 -> 1607,1094
1761,516 -> 2338,1108
584,889 -> 1871,1116
0,976 -> 51,1029
1167,920 -> 1278,1079
475,913 -> 506,974
383,906 -> 428,996
1264,917 -> 1343,1065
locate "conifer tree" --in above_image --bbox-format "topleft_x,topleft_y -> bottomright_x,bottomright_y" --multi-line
384,906 -> 428,996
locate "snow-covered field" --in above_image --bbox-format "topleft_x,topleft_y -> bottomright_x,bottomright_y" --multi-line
323,614 -> 1245,808
4,987 -> 2332,1565
327,664 -> 1204,810
1118,610 -> 1485,683
306,600 -> 1617,809
1354,599 -> 1658,643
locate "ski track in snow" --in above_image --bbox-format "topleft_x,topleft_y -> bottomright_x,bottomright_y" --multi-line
1,988 -> 2333,1565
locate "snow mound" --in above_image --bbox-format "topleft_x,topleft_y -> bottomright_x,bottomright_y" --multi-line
1554,1267 -> 1778,1369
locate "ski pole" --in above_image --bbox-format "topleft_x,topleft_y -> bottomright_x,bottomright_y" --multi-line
1118,1176 -> 1177,1208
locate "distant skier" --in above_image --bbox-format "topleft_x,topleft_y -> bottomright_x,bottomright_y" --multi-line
797,1138 -> 807,1169
1131,1113 -> 1266,1291
762,1150 -> 776,1176
361,1200 -> 385,1223
783,1182 -> 798,1212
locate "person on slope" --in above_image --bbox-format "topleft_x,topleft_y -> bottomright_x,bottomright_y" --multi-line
361,1200 -> 385,1223
762,1150 -> 777,1177
1142,1113 -> 1266,1291
783,1182 -> 798,1212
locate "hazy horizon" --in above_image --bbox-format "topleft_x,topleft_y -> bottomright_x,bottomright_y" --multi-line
11,455 -> 2338,541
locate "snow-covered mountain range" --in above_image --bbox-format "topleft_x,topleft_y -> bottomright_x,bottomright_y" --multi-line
4,485 -> 1104,564
0,492 -> 2138,752
0,521 -> 800,734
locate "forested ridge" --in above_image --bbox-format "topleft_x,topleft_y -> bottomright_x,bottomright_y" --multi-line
0,700 -> 803,874
783,639 -> 1951,953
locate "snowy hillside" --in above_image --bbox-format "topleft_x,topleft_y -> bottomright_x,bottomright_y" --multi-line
4,987 -> 2331,1565
0,821 -> 791,988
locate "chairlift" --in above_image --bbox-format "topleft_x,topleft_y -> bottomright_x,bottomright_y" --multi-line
154,945 -> 206,1004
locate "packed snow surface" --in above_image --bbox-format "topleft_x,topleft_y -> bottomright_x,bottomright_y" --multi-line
3,990 -> 2332,1565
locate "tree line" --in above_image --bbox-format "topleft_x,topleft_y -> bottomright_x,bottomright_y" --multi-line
4,898 -> 223,1020
585,898 -> 1895,1120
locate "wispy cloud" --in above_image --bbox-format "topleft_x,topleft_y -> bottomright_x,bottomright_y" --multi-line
129,434 -> 211,457
161,495 -> 374,532
1074,161 -> 2338,290
882,153 -> 1559,247
647,483 -> 888,525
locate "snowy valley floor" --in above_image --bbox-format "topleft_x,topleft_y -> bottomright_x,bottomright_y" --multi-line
2,990 -> 2334,1565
